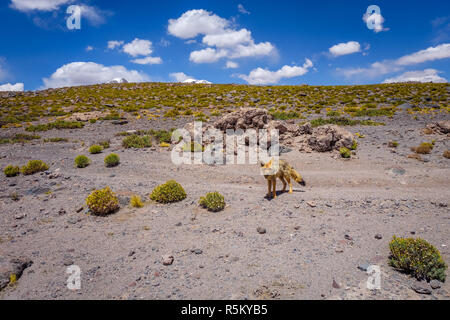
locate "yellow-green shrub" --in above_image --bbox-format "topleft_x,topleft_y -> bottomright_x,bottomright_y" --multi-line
412,142 -> 434,154
443,150 -> 450,159
86,187 -> 120,216
21,160 -> 49,175
74,155 -> 90,168
89,145 -> 103,154
122,135 -> 151,148
389,236 -> 447,282
104,153 -> 120,167
340,147 -> 351,158
199,192 -> 225,212
4,165 -> 20,177
150,180 -> 186,203
130,195 -> 144,208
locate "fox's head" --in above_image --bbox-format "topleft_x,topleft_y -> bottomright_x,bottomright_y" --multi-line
260,159 -> 278,176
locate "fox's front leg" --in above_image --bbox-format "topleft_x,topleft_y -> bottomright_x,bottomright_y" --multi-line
267,179 -> 272,198
272,178 -> 277,198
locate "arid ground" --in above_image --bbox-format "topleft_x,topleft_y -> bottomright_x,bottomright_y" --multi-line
0,83 -> 449,300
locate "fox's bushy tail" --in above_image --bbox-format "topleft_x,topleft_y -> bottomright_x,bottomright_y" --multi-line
290,168 -> 306,186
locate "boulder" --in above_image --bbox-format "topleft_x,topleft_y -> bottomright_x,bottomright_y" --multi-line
0,256 -> 33,291
214,108 -> 272,131
307,125 -> 354,152
425,121 -> 450,135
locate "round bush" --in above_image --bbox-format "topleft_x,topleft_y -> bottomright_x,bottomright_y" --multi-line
74,155 -> 90,168
89,145 -> 103,154
150,180 -> 186,204
86,187 -> 119,216
340,147 -> 351,159
389,236 -> 447,282
104,153 -> 120,167
199,192 -> 225,212
4,165 -> 20,177
21,160 -> 49,175
122,135 -> 152,149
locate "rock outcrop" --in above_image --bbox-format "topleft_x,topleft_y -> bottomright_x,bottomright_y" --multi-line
182,108 -> 355,153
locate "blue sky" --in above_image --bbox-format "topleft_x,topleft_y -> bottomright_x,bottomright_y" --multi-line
0,0 -> 449,91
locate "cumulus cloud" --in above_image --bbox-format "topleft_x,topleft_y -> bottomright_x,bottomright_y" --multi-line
168,9 -> 229,39
107,40 -> 124,50
10,1 -> 110,27
226,61 -> 239,69
122,38 -> 153,57
85,45 -> 93,52
363,10 -> 388,33
10,0 -> 71,11
0,83 -> 24,92
168,9 -> 275,64
131,56 -> 163,65
238,4 -> 250,15
338,43 -> 450,79
329,41 -> 361,57
42,62 -> 149,88
238,59 -> 313,85
169,72 -> 191,82
396,43 -> 450,66
383,69 -> 447,84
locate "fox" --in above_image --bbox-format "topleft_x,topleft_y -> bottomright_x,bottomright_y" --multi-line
260,158 -> 306,199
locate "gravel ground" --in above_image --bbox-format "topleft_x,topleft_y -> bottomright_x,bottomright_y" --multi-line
0,110 -> 449,300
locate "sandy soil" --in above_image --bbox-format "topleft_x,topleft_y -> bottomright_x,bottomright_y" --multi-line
0,110 -> 449,300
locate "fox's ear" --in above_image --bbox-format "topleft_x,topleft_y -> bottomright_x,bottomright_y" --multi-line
267,159 -> 273,167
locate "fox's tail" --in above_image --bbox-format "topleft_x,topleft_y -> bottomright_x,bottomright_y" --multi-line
290,168 -> 306,186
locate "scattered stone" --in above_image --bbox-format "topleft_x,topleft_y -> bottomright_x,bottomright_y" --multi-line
191,249 -> 203,255
58,208 -> 67,216
76,207 -> 84,213
411,282 -> 432,295
357,262 -> 370,272
307,201 -> 317,208
257,227 -> 267,234
374,234 -> 383,240
430,280 -> 442,290
162,255 -> 174,266
332,279 -> 341,289
344,234 -> 353,241
112,120 -> 128,125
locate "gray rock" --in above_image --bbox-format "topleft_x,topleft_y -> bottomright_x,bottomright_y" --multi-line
257,227 -> 267,234
0,256 -> 33,291
430,280 -> 442,290
162,255 -> 174,266
357,262 -> 370,272
411,282 -> 432,295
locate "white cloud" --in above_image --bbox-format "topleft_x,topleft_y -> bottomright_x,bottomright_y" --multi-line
122,38 -> 153,57
396,43 -> 450,66
383,69 -> 447,83
0,83 -> 24,92
238,4 -> 250,15
131,56 -> 163,65
107,40 -> 124,50
338,43 -> 450,79
42,62 -> 149,89
168,9 -> 275,64
169,72 -> 210,84
79,5 -> 109,26
226,61 -> 239,69
85,45 -> 93,52
190,48 -> 228,63
168,9 -> 229,39
170,72 -> 191,82
239,59 -> 313,85
203,29 -> 252,48
10,0 -> 71,12
363,11 -> 388,33
329,41 -> 361,57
